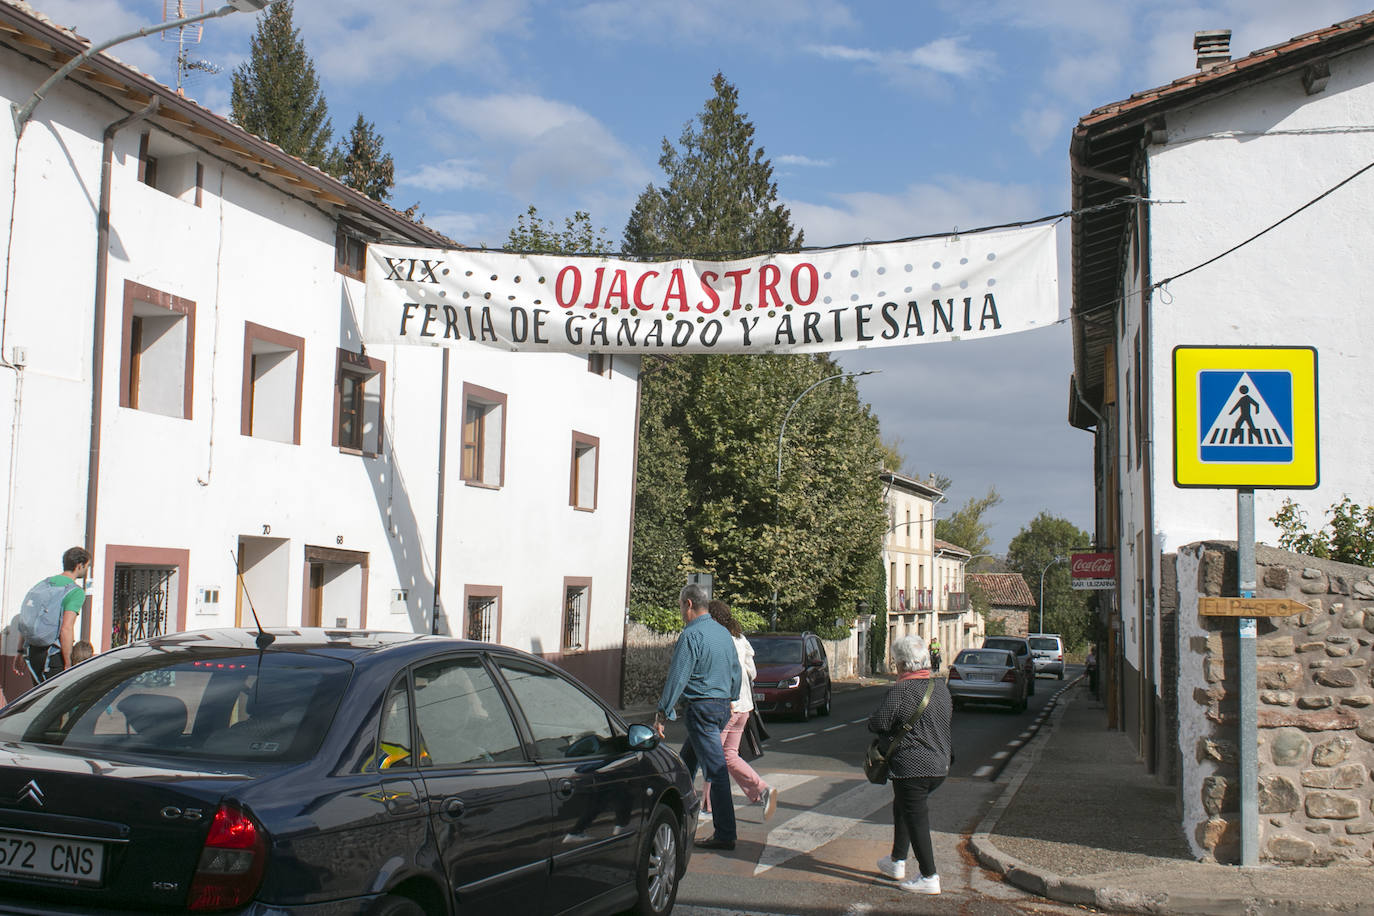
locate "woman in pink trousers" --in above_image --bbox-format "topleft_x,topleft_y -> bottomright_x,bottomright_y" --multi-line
702,600 -> 776,819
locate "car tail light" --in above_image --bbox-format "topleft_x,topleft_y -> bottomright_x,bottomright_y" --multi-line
1001,668 -> 1018,683
947,668 -> 961,680
188,803 -> 268,912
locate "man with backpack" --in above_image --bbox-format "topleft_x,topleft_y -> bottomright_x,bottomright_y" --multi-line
12,546 -> 89,683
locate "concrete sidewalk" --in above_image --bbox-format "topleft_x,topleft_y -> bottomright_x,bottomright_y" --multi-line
971,681 -> 1374,915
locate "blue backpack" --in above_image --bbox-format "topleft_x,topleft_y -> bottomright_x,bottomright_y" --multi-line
16,578 -> 81,647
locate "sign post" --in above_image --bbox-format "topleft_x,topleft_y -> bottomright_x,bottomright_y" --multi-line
1174,346 -> 1319,868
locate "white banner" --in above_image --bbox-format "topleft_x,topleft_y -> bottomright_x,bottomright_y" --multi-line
363,224 -> 1058,354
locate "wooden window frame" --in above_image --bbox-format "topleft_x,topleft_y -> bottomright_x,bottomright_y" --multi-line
561,576 -> 592,654
119,280 -> 195,419
335,228 -> 367,281
241,322 -> 305,444
463,584 -> 502,643
332,348 -> 386,456
569,431 -> 599,511
100,545 -> 189,652
461,383 -> 507,488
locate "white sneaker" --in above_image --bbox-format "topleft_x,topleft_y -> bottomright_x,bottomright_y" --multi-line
876,855 -> 906,880
899,874 -> 940,895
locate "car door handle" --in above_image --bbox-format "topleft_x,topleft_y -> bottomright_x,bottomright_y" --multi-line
555,778 -> 574,800
440,796 -> 465,820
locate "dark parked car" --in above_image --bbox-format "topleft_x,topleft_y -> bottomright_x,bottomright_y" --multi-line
747,632 -> 831,721
946,648 -> 1029,712
981,636 -> 1036,696
0,628 -> 696,915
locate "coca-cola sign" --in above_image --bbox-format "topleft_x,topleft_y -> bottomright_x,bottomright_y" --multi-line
1071,552 -> 1115,590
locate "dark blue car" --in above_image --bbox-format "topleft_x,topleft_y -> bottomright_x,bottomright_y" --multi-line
0,629 -> 697,915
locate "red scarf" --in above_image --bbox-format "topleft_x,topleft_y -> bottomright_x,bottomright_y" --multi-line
898,670 -> 932,681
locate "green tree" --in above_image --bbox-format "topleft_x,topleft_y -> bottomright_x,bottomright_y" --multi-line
623,74 -> 885,631
935,486 -> 1002,556
624,72 -> 803,257
334,113 -> 394,201
1006,512 -> 1092,649
1272,496 -> 1374,565
230,0 -> 336,172
507,205 -> 613,254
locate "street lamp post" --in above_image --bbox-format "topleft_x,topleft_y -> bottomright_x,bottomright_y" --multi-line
770,369 -> 879,629
12,0 -> 276,136
1038,555 -> 1068,634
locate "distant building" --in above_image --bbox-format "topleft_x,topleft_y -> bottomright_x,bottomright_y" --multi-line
966,573 -> 1035,637
0,2 -> 637,702
879,471 -> 940,653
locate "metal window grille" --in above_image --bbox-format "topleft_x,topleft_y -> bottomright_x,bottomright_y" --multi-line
467,596 -> 496,642
112,566 -> 174,648
563,588 -> 585,651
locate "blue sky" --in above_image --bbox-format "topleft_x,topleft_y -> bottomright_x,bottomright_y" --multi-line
30,0 -> 1374,550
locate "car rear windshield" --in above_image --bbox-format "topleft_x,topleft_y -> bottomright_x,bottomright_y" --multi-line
1029,637 -> 1059,650
748,638 -> 803,665
957,650 -> 1011,667
983,638 -> 1024,653
0,647 -> 352,763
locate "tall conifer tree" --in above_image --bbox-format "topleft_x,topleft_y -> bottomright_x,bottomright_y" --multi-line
625,74 -> 886,630
335,113 -> 395,201
230,0 -> 335,172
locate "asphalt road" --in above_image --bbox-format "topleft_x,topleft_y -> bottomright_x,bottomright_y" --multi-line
652,669 -> 1085,915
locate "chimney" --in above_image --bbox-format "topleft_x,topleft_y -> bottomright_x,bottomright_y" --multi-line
1194,29 -> 1232,70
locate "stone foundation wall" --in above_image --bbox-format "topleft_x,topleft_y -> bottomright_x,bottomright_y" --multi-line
988,606 -> 1029,636
1179,541 -> 1374,865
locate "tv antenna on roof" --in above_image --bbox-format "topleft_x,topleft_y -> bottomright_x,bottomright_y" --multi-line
162,1 -> 222,95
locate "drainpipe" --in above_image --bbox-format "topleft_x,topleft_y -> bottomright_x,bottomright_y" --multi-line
84,99 -> 160,642
1136,154 -> 1159,776
430,348 -> 449,635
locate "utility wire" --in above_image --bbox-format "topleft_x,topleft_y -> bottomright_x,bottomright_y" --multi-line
1151,155 -> 1374,291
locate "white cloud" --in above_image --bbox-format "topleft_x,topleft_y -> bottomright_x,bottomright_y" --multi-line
429,92 -> 650,200
1014,106 -> 1066,155
807,36 -> 994,79
787,178 -> 1047,248
423,210 -> 485,242
397,158 -> 486,193
290,0 -> 531,85
568,0 -> 856,41
777,154 -> 833,168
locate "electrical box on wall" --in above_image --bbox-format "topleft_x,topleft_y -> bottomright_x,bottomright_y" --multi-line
196,587 -> 222,615
390,589 -> 408,614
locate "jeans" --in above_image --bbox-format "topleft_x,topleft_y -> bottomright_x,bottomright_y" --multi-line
890,775 -> 945,878
679,698 -> 736,843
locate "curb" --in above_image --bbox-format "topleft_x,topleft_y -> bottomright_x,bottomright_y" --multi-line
966,684 -> 1370,916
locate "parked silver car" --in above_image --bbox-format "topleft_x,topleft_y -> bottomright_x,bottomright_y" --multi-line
1028,633 -> 1066,679
981,635 -> 1036,696
947,648 -> 1029,712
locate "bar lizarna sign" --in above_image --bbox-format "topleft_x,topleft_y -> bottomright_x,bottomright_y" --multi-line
364,224 -> 1058,355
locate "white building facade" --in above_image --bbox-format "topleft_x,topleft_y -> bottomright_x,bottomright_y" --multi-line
1069,17 -> 1374,773
0,3 -> 638,702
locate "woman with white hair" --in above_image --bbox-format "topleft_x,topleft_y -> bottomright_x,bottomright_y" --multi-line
867,634 -> 952,895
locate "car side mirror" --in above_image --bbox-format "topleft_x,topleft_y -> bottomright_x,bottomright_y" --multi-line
627,723 -> 658,750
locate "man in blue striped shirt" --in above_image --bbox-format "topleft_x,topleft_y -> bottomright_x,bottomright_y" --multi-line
654,583 -> 741,850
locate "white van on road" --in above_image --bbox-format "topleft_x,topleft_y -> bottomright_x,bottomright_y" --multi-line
1028,633 -> 1065,679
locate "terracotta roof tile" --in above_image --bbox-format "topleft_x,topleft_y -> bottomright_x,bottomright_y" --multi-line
1080,10 -> 1374,130
966,573 -> 1036,608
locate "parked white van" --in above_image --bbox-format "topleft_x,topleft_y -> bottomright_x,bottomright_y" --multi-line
1027,633 -> 1066,679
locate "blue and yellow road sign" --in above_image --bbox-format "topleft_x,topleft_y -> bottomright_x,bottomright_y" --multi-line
1173,346 -> 1318,489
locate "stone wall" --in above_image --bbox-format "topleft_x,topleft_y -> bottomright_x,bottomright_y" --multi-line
1178,541 -> 1374,865
988,606 -> 1029,636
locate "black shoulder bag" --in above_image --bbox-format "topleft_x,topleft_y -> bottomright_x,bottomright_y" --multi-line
863,679 -> 935,785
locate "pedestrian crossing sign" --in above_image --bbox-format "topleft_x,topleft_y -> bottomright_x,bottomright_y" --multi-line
1173,346 -> 1318,488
